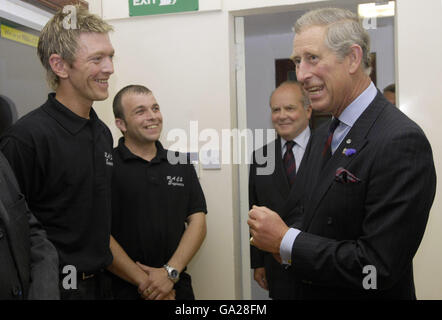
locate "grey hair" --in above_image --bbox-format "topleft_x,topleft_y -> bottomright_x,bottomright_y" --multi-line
270,80 -> 310,109
294,7 -> 372,75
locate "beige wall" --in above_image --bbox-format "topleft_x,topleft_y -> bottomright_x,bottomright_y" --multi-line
91,4 -> 240,300
396,0 -> 442,299
88,0 -> 442,299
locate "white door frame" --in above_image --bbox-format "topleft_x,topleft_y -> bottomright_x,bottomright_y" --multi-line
233,15 -> 252,300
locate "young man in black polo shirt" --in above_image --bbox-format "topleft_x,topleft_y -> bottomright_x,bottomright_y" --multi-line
0,6 -> 153,300
111,85 -> 207,300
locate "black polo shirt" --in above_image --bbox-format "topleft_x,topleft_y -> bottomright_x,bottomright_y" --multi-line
0,93 -> 113,273
111,138 -> 207,269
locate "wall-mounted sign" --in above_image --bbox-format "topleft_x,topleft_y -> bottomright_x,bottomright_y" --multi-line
0,24 -> 39,48
129,0 -> 198,17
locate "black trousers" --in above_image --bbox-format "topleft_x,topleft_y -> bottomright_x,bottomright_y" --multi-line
59,271 -> 113,300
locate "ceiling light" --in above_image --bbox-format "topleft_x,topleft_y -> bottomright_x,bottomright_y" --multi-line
358,1 -> 395,18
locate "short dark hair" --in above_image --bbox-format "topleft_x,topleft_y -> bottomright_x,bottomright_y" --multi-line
383,83 -> 395,94
113,85 -> 152,120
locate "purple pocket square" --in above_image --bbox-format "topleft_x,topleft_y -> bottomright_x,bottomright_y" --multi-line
335,167 -> 361,184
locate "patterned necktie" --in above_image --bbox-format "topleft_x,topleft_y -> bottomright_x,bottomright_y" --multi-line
283,140 -> 296,186
322,117 -> 341,167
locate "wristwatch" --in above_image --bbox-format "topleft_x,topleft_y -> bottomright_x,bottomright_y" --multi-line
163,264 -> 180,283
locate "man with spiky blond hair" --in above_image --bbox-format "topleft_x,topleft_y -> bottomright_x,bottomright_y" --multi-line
0,5 -> 154,300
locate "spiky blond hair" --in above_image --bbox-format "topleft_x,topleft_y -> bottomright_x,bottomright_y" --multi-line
37,5 -> 113,90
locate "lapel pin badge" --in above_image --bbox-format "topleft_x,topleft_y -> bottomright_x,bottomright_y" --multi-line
346,139 -> 352,144
343,148 -> 356,157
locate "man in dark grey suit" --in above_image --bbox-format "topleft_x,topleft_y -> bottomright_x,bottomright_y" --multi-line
0,151 -> 59,299
249,81 -> 312,299
248,8 -> 436,299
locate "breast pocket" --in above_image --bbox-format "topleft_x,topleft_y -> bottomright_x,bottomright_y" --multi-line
326,181 -> 366,237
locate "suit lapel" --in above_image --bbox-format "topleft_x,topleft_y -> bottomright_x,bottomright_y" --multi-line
272,137 -> 290,199
280,133 -> 314,220
303,92 -> 387,230
0,156 -> 29,293
302,127 -> 328,205
0,157 -> 12,226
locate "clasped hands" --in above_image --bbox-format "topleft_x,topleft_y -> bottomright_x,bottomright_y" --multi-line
248,205 -> 289,262
136,262 -> 176,300
133,205 -> 287,300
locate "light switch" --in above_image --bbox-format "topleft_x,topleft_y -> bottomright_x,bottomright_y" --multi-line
200,149 -> 221,170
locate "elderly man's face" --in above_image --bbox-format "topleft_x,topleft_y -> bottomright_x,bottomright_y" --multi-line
270,84 -> 312,141
292,26 -> 352,116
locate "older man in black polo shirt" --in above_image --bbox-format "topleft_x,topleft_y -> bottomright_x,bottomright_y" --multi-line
111,85 -> 207,300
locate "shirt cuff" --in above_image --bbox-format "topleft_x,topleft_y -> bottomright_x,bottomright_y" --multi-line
280,228 -> 301,265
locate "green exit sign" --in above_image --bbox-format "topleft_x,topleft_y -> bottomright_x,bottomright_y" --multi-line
129,0 -> 199,16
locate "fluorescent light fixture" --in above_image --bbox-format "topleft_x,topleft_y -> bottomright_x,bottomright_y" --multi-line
0,0 -> 51,31
358,1 -> 395,18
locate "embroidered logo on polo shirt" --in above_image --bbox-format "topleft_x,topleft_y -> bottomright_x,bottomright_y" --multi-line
166,175 -> 184,187
104,152 -> 113,166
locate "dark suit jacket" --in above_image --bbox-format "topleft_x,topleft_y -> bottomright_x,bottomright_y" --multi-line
288,92 -> 436,299
0,151 -> 59,299
249,135 -> 312,299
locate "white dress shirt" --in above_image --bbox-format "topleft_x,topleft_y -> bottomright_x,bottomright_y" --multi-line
280,125 -> 311,173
